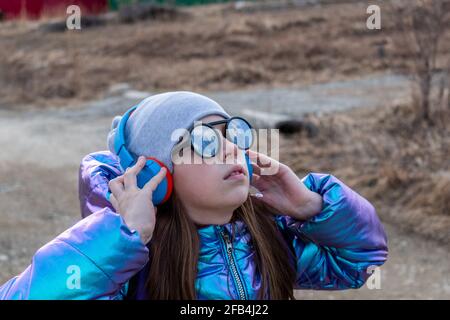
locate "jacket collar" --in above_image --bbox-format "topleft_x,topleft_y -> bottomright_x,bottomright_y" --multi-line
196,219 -> 248,242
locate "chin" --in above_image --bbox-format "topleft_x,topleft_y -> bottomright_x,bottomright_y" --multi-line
224,188 -> 249,207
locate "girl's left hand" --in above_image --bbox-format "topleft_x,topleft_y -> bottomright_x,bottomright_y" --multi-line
247,149 -> 323,221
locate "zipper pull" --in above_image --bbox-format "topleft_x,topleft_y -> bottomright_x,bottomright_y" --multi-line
223,232 -> 233,251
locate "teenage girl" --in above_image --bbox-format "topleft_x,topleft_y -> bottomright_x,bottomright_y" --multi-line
0,91 -> 388,299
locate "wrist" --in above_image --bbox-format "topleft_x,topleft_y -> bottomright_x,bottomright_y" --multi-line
135,226 -> 153,245
290,190 -> 323,221
140,230 -> 153,245
123,217 -> 154,245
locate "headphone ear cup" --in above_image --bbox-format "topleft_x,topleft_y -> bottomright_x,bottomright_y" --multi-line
136,159 -> 172,205
244,151 -> 253,183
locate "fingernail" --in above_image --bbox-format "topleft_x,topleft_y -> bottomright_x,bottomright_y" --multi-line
250,192 -> 263,198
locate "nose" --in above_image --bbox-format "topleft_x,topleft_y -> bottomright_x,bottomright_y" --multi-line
221,135 -> 239,164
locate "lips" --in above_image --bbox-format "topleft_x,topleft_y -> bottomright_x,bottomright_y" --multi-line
223,165 -> 246,180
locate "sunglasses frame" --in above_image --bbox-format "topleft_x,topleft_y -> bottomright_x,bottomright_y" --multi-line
188,116 -> 254,158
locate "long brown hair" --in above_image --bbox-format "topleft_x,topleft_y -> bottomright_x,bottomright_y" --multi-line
142,192 -> 296,300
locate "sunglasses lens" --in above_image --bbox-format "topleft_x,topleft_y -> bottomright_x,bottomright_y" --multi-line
191,125 -> 220,158
227,118 -> 253,150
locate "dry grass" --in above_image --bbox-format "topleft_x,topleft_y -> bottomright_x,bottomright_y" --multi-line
3,1 -> 450,109
280,103 -> 450,244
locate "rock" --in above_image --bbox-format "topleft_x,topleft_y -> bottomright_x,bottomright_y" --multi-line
240,109 -> 290,129
105,83 -> 151,100
123,90 -> 152,100
106,83 -> 132,97
239,108 -> 318,136
276,119 -> 319,136
40,15 -> 107,33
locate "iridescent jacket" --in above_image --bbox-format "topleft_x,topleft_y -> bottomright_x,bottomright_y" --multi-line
0,151 -> 388,299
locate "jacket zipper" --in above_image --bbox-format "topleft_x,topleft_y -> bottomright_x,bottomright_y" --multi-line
218,227 -> 247,300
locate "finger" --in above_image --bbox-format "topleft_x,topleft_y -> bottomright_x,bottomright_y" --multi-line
251,173 -> 261,183
246,149 -> 276,168
109,176 -> 124,198
251,162 -> 274,176
250,173 -> 265,189
124,156 -> 146,190
143,167 -> 167,194
250,161 -> 261,175
109,193 -> 119,212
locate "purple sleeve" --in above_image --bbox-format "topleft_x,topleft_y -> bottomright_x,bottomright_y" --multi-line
78,151 -> 123,218
0,208 -> 149,299
276,173 -> 388,290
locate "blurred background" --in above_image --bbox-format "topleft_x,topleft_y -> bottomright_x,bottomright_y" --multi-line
0,0 -> 449,299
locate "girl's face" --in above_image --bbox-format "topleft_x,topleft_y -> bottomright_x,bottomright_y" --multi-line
172,115 -> 250,226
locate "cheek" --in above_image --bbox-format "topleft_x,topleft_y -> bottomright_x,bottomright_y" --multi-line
173,164 -> 222,200
173,150 -> 250,207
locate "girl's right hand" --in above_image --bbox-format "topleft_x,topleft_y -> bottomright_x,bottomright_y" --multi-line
108,156 -> 167,245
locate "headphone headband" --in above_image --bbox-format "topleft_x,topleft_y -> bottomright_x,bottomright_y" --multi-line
114,105 -> 138,170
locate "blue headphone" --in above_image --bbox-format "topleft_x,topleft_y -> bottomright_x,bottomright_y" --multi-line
112,105 -> 173,205
109,105 -> 253,206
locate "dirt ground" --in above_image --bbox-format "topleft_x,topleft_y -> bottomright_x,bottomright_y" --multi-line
0,0 -> 449,299
1,0 -> 450,110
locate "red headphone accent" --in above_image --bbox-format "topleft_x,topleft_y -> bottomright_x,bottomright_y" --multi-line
146,156 -> 173,204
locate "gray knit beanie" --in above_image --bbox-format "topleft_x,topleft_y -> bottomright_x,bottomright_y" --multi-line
107,91 -> 231,173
